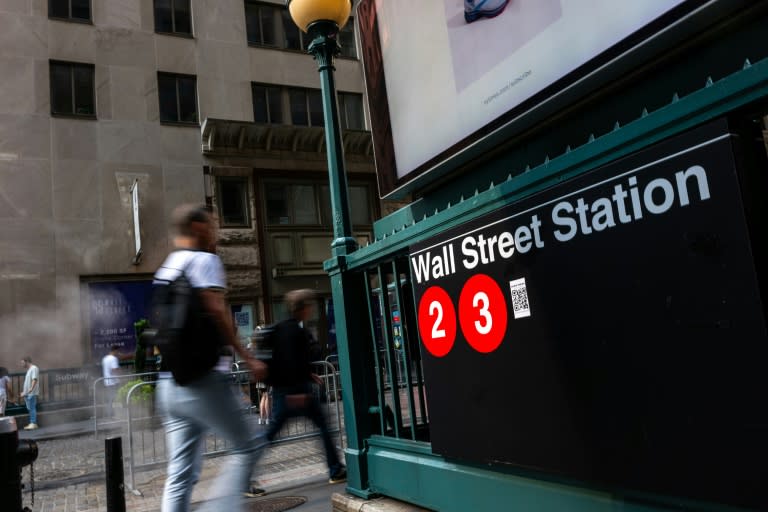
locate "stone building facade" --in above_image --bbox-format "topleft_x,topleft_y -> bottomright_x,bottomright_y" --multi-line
0,0 -> 390,368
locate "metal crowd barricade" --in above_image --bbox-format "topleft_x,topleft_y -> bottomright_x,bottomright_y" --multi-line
123,365 -> 345,496
92,371 -> 158,435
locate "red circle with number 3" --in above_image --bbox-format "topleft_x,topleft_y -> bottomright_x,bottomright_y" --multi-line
459,274 -> 508,353
417,286 -> 457,357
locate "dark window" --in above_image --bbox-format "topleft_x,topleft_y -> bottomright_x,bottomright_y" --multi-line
338,93 -> 364,130
281,10 -> 305,51
339,20 -> 357,59
49,0 -> 91,21
244,1 -> 355,57
157,72 -> 198,124
217,177 -> 250,227
252,84 -> 283,124
267,182 -> 371,227
288,88 -> 324,127
265,184 -> 290,225
320,184 -> 371,226
265,184 -> 318,225
154,0 -> 192,35
49,61 -> 95,117
245,2 -> 278,46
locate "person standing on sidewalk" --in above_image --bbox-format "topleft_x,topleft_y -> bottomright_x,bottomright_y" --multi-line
262,289 -> 346,484
0,366 -> 13,416
20,356 -> 39,429
154,204 -> 268,512
101,345 -> 121,418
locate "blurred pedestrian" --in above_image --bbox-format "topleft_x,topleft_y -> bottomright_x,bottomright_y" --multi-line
0,366 -> 13,416
101,345 -> 121,417
154,204 -> 268,511
261,289 -> 346,484
20,356 -> 39,429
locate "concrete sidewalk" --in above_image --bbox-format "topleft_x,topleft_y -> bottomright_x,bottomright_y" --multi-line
18,418 -> 341,512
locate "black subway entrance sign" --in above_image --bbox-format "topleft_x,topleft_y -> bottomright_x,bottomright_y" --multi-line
409,120 -> 768,509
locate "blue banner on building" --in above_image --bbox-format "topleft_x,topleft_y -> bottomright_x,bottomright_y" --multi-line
88,281 -> 153,360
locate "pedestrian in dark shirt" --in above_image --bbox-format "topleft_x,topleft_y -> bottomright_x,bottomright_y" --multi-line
264,289 -> 346,484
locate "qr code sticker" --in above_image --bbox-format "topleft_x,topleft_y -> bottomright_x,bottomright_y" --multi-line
509,278 -> 531,319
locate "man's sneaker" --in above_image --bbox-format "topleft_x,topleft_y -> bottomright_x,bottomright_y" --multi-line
23,423 -> 38,430
329,467 -> 347,484
244,486 -> 267,498
464,0 -> 510,23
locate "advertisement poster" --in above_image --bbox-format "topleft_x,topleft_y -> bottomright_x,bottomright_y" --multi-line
231,303 -> 254,345
88,281 -> 152,360
359,0 -> 689,194
409,121 -> 768,509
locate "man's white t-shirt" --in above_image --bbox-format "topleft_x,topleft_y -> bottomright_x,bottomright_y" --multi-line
102,354 -> 120,387
23,364 -> 39,396
0,376 -> 9,399
154,250 -> 229,376
153,250 -> 226,290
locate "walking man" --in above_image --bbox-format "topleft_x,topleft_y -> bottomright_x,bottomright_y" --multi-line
154,204 -> 267,511
263,289 -> 346,484
101,345 -> 121,417
20,356 -> 39,430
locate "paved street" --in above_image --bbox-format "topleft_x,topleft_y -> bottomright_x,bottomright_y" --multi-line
18,417 -> 341,512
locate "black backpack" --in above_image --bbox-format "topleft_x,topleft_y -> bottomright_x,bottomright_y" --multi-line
148,257 -> 221,385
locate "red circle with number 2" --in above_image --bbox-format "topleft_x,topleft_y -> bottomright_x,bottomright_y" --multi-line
417,286 -> 457,357
459,274 -> 508,353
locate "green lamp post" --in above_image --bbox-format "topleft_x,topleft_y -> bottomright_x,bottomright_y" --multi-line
287,0 -> 357,257
287,0 -> 377,497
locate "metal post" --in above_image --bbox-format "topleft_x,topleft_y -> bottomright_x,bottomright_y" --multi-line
0,417 -> 22,512
307,20 -> 358,257
105,437 -> 126,512
304,19 -> 377,497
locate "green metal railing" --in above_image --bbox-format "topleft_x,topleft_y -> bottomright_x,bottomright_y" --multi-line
363,259 -> 428,442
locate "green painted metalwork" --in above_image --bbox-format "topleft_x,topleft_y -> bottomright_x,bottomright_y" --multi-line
364,437 -> 750,512
322,4 -> 768,510
306,20 -> 358,257
363,273 -> 388,437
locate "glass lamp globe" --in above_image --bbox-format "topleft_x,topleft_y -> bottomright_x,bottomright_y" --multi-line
287,0 -> 352,33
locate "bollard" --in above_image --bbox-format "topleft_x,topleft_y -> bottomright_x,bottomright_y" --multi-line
0,416 -> 37,512
105,437 -> 126,512
0,417 -> 23,512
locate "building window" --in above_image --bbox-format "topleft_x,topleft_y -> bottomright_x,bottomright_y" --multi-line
288,88 -> 323,127
157,72 -> 198,124
320,185 -> 372,225
252,84 -> 283,124
265,182 -> 372,227
338,20 -> 357,59
49,61 -> 96,117
244,1 -> 356,58
338,93 -> 365,130
217,177 -> 251,227
154,0 -> 192,36
245,2 -> 278,46
250,85 -> 364,129
49,0 -> 91,22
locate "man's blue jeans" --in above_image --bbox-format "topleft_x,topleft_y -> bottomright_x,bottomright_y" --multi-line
157,371 -> 266,512
24,395 -> 37,424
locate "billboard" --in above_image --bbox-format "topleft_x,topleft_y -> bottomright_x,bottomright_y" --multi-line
88,280 -> 153,360
408,121 -> 768,509
359,0 -> 704,197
